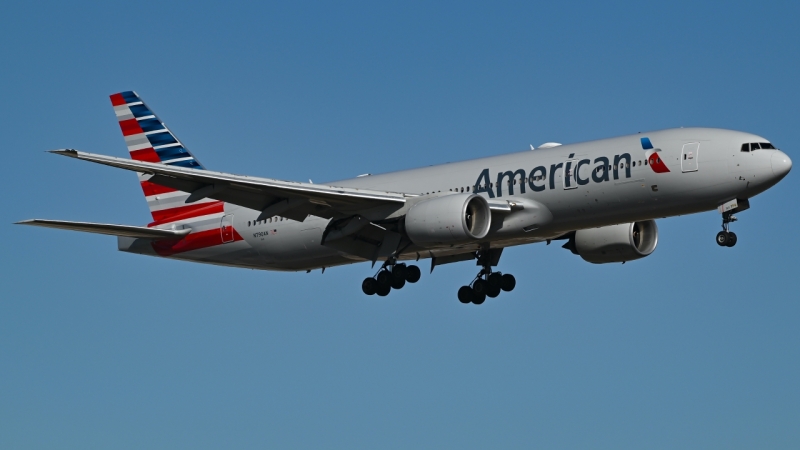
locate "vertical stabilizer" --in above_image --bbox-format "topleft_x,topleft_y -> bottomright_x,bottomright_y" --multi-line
109,91 -> 223,225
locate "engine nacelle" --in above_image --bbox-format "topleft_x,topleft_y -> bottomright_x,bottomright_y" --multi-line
404,194 -> 491,246
571,220 -> 658,264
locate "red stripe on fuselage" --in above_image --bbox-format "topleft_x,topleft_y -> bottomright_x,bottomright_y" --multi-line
130,147 -> 162,163
150,227 -> 243,257
141,180 -> 177,196
119,118 -> 143,136
148,201 -> 224,226
110,93 -> 126,106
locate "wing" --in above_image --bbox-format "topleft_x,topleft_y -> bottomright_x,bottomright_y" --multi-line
16,219 -> 191,239
52,149 -> 411,222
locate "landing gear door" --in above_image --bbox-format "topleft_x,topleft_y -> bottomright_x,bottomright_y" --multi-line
562,159 -> 578,189
681,142 -> 699,172
221,214 -> 234,243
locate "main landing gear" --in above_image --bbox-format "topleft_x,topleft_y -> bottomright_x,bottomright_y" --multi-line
457,247 -> 515,305
457,270 -> 516,305
361,259 -> 421,296
716,211 -> 738,247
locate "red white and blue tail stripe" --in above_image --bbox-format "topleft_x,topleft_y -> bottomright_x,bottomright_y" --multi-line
110,91 -> 204,169
110,91 -> 224,225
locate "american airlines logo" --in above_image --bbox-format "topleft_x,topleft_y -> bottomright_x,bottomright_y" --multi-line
475,138 -> 668,198
640,137 -> 670,174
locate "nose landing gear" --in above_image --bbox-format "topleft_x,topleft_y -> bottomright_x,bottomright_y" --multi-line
716,211 -> 738,247
361,259 -> 421,296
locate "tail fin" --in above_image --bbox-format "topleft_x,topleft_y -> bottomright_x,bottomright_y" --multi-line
110,91 -> 223,225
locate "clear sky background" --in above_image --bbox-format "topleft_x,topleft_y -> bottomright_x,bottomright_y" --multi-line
2,1 -> 799,448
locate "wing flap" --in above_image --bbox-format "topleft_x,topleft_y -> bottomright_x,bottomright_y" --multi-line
16,219 -> 191,239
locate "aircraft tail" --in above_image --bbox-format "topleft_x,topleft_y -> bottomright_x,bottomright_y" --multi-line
110,91 -> 223,225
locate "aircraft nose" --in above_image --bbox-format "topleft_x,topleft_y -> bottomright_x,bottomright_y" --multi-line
771,150 -> 792,179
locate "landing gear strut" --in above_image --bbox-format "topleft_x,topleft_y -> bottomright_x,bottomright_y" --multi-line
457,248 -> 515,305
362,258 -> 421,296
716,211 -> 738,247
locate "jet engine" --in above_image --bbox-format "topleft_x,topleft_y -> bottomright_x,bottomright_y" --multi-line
404,194 -> 491,246
565,220 -> 658,264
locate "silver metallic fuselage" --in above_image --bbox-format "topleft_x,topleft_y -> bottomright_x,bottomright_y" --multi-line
121,127 -> 791,271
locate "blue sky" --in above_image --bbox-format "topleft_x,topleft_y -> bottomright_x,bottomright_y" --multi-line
2,1 -> 799,448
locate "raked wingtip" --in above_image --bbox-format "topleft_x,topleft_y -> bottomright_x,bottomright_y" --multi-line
49,148 -> 79,157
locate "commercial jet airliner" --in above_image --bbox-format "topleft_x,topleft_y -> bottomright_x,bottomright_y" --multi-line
18,91 -> 792,304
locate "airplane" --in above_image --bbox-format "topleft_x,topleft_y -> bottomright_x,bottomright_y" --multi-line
17,91 -> 792,304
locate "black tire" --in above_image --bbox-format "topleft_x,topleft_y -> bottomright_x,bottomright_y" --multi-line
473,279 -> 488,295
362,278 -> 377,295
472,292 -> 486,305
376,284 -> 391,297
392,264 -> 407,281
726,232 -> 737,247
377,270 -> 392,288
391,276 -> 406,290
716,231 -> 728,246
405,265 -> 421,283
487,284 -> 501,298
500,274 -> 516,292
458,286 -> 474,304
488,272 -> 502,289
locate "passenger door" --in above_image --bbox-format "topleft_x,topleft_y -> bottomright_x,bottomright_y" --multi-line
681,142 -> 699,172
221,214 -> 234,243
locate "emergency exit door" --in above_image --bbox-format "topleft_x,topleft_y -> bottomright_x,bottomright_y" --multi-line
562,159 -> 578,189
681,142 -> 699,172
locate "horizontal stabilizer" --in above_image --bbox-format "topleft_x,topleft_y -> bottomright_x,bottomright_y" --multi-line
16,219 -> 191,239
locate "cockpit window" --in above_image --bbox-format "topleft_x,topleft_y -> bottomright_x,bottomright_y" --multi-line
742,142 -> 777,151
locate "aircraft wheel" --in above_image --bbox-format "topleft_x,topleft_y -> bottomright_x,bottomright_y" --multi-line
393,264 -> 407,281
391,276 -> 406,290
376,284 -> 391,297
405,265 -> 421,283
500,274 -> 516,292
362,278 -> 377,295
472,292 -> 486,305
726,232 -> 737,247
377,270 -> 392,288
716,231 -> 728,246
487,272 -> 502,290
458,286 -> 474,304
486,284 -> 501,298
473,279 -> 488,296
